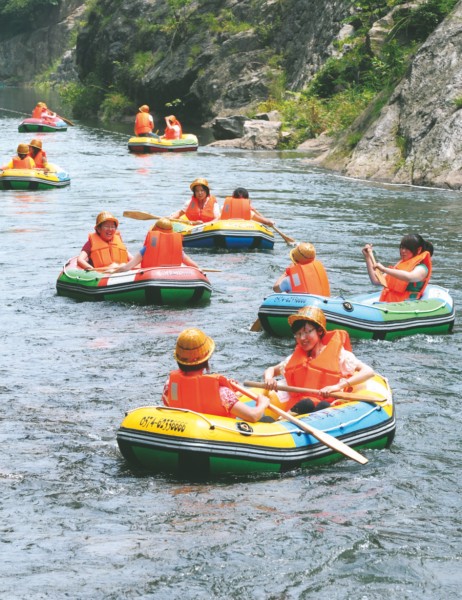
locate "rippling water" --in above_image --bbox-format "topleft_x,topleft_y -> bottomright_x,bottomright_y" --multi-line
1,88 -> 461,599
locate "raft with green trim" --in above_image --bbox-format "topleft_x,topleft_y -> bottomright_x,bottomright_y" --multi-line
56,258 -> 212,305
173,218 -> 275,250
128,133 -> 199,153
18,117 -> 67,133
256,284 -> 455,340
0,164 -> 70,190
117,374 -> 395,478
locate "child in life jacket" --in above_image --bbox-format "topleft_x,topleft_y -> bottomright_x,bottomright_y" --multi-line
113,218 -> 199,272
220,187 -> 274,226
77,212 -> 132,270
1,143 -> 36,170
362,234 -> 433,302
134,104 -> 159,138
263,305 -> 375,415
28,139 -> 49,170
162,328 -> 270,421
163,115 -> 182,139
169,178 -> 220,225
273,242 -> 330,295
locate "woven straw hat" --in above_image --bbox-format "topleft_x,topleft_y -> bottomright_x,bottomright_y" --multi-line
287,305 -> 326,335
29,139 -> 42,150
95,211 -> 119,228
153,218 -> 173,232
174,328 -> 215,366
190,178 -> 209,192
290,242 -> 316,265
17,143 -> 30,155
139,104 -> 150,112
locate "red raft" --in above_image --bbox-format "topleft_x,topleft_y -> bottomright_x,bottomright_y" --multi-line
56,258 -> 212,305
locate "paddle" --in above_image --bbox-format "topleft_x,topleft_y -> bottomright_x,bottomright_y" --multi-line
369,249 -> 388,287
227,380 -> 368,465
56,114 -> 75,126
250,318 -> 262,332
252,207 -> 296,245
243,381 -> 386,404
123,210 -> 193,225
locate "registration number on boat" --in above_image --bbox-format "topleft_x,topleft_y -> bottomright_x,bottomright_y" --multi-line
139,415 -> 187,433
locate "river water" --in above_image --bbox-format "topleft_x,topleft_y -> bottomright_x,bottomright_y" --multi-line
1,88 -> 461,599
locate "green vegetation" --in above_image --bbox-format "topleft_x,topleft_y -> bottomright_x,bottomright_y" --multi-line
0,0 -> 58,34
259,0 -> 459,148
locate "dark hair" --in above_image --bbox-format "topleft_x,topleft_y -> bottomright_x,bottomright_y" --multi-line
400,234 -> 434,257
232,187 -> 249,199
290,320 -> 324,337
193,184 -> 209,196
177,360 -> 209,372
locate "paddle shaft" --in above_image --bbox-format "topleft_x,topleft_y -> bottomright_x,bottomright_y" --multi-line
251,207 -> 295,245
369,249 -> 388,287
228,381 -> 368,465
244,381 -> 385,404
56,113 -> 75,126
123,210 -> 192,224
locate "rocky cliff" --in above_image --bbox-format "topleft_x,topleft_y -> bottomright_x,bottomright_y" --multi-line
319,1 -> 462,189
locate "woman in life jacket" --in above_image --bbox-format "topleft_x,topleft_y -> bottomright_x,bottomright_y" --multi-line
162,328 -> 270,421
263,305 -> 375,415
134,104 -> 159,138
220,187 -> 274,226
114,218 -> 199,272
28,139 -> 49,170
362,234 -> 434,302
32,102 -> 57,121
169,178 -> 221,225
162,115 -> 182,139
77,212 -> 132,270
272,242 -> 331,296
1,143 -> 36,170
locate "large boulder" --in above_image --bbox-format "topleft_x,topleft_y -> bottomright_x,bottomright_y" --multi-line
209,119 -> 281,149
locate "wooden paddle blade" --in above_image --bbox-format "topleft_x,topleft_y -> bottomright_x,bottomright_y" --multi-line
123,210 -> 160,220
272,224 -> 296,245
229,380 -> 368,465
59,116 -> 75,126
250,318 -> 262,332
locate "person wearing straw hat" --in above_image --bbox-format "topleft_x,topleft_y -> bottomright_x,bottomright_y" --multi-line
162,114 -> 182,139
162,328 -> 270,421
134,104 -> 159,138
114,218 -> 199,272
263,305 -> 374,414
28,139 -> 48,170
272,242 -> 330,295
170,178 -> 220,225
77,212 -> 133,270
1,143 -> 36,170
31,101 -> 57,121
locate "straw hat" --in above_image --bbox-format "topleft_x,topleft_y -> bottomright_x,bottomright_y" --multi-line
287,305 -> 326,335
139,105 -> 150,113
95,211 -> 119,228
190,178 -> 209,192
174,328 -> 215,366
29,139 -> 42,150
17,143 -> 30,155
153,218 -> 173,232
289,242 -> 316,265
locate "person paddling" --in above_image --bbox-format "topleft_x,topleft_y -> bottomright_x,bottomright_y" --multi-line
220,187 -> 274,226
170,178 -> 220,225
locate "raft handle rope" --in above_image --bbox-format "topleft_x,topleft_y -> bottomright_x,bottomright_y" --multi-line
62,260 -> 209,281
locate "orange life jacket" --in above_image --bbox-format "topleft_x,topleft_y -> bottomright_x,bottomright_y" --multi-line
166,370 -> 230,417
185,195 -> 217,222
88,231 -> 129,268
284,330 -> 352,408
220,197 -> 252,220
285,261 -> 331,296
379,251 -> 432,302
32,106 -> 44,119
134,112 -> 153,136
141,230 -> 183,267
29,149 -> 47,168
164,120 -> 182,139
12,156 -> 36,169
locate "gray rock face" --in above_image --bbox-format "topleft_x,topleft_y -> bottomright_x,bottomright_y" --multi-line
328,1 -> 462,189
210,119 -> 282,149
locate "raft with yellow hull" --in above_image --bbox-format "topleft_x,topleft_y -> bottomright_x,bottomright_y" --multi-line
128,134 -> 199,153
117,374 -> 395,478
173,218 -> 275,250
0,164 -> 70,190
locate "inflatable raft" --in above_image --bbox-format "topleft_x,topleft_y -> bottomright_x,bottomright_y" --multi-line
128,134 -> 199,153
173,219 -> 275,250
0,165 -> 70,190
256,284 -> 455,340
56,258 -> 212,305
117,374 -> 395,478
18,117 -> 67,133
